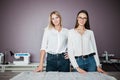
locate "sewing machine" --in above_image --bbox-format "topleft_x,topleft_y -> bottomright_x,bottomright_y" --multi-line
13,53 -> 30,65
0,53 -> 4,64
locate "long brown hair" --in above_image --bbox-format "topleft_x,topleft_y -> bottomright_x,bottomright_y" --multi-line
74,10 -> 90,29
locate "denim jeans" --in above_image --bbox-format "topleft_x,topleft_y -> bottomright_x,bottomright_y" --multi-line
46,53 -> 70,72
73,56 -> 97,72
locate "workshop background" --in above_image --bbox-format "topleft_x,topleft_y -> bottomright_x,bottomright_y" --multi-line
0,0 -> 120,62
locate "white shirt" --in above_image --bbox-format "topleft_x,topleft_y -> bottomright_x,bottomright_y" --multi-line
41,27 -> 68,54
68,29 -> 100,68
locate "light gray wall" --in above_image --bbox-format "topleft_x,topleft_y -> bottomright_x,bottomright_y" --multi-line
0,0 -> 120,62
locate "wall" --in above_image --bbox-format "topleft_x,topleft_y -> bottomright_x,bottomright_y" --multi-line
0,0 -> 120,62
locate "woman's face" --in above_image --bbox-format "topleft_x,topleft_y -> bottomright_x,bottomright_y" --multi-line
77,12 -> 87,26
51,14 -> 60,26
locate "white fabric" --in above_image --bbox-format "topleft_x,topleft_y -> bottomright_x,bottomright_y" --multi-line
10,72 -> 117,80
68,29 -> 100,68
41,27 -> 68,54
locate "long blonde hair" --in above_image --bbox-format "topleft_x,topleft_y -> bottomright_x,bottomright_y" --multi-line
47,11 -> 62,29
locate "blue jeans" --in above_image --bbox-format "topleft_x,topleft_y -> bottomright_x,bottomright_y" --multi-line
73,56 -> 97,72
46,53 -> 70,72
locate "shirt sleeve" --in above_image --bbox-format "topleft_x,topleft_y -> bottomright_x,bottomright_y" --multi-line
64,28 -> 69,52
90,31 -> 100,66
40,28 -> 48,51
68,31 -> 79,68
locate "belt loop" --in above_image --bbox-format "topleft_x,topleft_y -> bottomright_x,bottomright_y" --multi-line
82,55 -> 86,60
77,57 -> 79,61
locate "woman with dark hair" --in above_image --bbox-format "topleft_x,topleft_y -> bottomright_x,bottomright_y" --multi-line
68,10 -> 105,73
35,11 -> 70,72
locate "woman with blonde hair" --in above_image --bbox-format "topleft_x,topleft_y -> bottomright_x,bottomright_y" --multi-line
35,11 -> 70,72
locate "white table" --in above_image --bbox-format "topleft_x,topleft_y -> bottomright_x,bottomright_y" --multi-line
10,72 -> 117,80
0,63 -> 41,72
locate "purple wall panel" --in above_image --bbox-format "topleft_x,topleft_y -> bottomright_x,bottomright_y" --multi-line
0,0 -> 120,62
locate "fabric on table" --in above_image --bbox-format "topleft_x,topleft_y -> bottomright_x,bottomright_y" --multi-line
10,72 -> 117,80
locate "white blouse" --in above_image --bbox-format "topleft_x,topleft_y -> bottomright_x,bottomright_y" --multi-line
40,27 -> 68,54
68,29 -> 100,68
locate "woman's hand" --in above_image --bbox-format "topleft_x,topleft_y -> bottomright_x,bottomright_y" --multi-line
34,65 -> 43,72
97,66 -> 106,74
64,53 -> 69,59
76,67 -> 87,73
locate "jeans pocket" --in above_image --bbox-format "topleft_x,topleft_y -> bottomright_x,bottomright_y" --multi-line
89,56 -> 96,65
47,53 -> 54,61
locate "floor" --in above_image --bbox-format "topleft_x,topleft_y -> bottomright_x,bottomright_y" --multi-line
0,71 -> 120,80
0,71 -> 20,80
